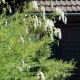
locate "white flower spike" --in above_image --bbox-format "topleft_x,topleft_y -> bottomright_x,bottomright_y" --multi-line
56,7 -> 65,23
64,17 -> 67,24
21,37 -> 24,44
59,16 -> 61,21
35,16 -> 38,27
29,1 -> 38,11
5,20 -> 7,26
23,18 -> 26,23
21,60 -> 24,65
17,66 -> 22,72
37,72 -> 45,80
34,16 -> 38,29
34,22 -> 37,29
54,28 -> 62,39
61,12 -> 64,22
45,19 -> 54,31
41,6 -> 45,20
9,7 -> 12,13
39,20 -> 41,28
25,27 -> 28,34
51,3 -> 53,8
51,32 -> 54,41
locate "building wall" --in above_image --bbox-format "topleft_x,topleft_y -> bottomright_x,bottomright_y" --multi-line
55,16 -> 80,80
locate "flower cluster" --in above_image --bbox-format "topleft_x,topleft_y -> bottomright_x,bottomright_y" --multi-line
56,7 -> 67,24
17,60 -> 30,73
39,20 -> 41,28
54,28 -> 62,39
23,1 -> 67,41
45,19 -> 54,31
20,36 -> 24,44
1,0 -> 12,13
33,15 -> 38,29
37,72 -> 45,80
28,1 -> 38,11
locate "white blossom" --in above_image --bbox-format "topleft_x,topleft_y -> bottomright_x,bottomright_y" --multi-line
9,46 -> 11,50
34,22 -> 37,29
41,6 -> 45,20
23,18 -> 26,23
56,7 -> 62,15
51,3 -> 53,8
50,20 -> 54,27
25,27 -> 28,34
37,72 -> 45,80
41,6 -> 45,12
45,19 -> 49,29
21,37 -> 24,44
45,19 -> 54,31
56,7 -> 65,22
21,60 -> 26,67
28,1 -> 38,11
54,28 -> 62,39
2,0 -> 5,4
45,19 -> 49,31
39,20 -> 41,27
59,16 -> 61,21
9,44 -> 12,50
17,66 -> 22,72
11,44 -> 12,47
43,11 -> 45,20
5,20 -> 7,26
54,20 -> 56,23
27,66 -> 30,70
44,24 -> 47,31
51,32 -> 54,41
18,39 -> 20,42
21,60 -> 24,65
25,14 -> 27,17
35,16 -> 38,27
51,36 -> 53,41
61,11 -> 64,22
64,17 -> 67,24
28,66 -> 30,69
34,16 -> 38,29
9,7 -> 12,13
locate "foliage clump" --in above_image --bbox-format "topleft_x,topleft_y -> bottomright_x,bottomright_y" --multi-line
0,1 -> 75,80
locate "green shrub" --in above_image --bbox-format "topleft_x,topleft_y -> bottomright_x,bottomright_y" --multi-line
0,1 -> 76,80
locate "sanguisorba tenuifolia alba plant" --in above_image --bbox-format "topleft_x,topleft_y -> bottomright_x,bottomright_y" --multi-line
0,1 -> 76,80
